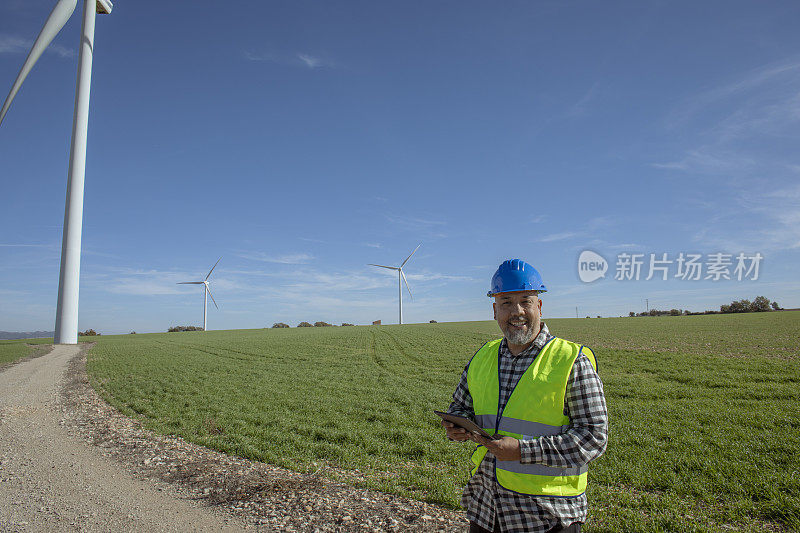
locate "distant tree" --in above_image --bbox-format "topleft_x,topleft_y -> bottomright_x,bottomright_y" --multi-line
772,301 -> 781,311
79,329 -> 98,336
670,309 -> 681,316
314,321 -> 333,327
168,326 -> 203,332
750,296 -> 771,312
735,299 -> 751,313
297,322 -> 313,327
341,323 -> 355,327
272,322 -> 290,328
719,297 -> 776,314
429,319 -> 438,323
130,331 -> 136,334
629,311 -> 636,317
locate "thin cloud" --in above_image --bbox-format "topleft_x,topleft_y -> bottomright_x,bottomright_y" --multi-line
691,183 -> 800,252
46,42 -> 74,59
0,35 -> 74,58
107,280 -> 184,296
0,243 -> 54,247
87,266 -> 243,297
665,58 -> 800,130
383,213 -> 446,229
653,59 -> 800,179
297,53 -> 321,68
651,149 -> 757,174
82,248 -> 120,259
363,242 -> 382,248
588,217 -> 615,231
222,268 -> 277,277
738,184 -> 800,250
243,49 -> 333,69
95,268 -> 190,296
566,82 -> 600,118
539,232 -> 579,243
0,36 -> 28,54
282,269 -> 391,293
406,271 -> 474,283
266,267 -> 472,302
651,56 -> 800,253
238,252 -> 314,264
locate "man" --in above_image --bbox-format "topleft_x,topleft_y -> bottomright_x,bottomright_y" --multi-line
442,259 -> 608,533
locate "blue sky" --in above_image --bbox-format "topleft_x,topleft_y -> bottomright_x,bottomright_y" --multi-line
2,1 -> 800,334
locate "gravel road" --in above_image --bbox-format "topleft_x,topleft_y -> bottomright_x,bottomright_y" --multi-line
0,344 -> 251,532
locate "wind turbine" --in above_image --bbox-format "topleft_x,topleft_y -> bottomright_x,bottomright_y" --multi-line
0,0 -> 113,344
177,258 -> 221,332
369,244 -> 421,325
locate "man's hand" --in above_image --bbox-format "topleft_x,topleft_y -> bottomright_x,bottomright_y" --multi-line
441,420 -> 473,441
472,435 -> 521,461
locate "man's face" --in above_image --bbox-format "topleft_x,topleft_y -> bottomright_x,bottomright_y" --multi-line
493,291 -> 542,347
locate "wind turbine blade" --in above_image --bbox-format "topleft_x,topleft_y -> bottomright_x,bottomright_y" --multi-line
0,0 -> 78,127
400,243 -> 422,268
205,257 -> 222,280
177,281 -> 204,285
206,285 -> 218,309
401,269 -> 413,301
368,264 -> 399,270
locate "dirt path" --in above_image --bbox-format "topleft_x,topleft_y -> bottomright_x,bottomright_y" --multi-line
0,344 -> 468,532
0,344 -> 251,532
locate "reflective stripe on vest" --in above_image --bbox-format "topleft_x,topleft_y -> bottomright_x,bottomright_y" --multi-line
474,414 -> 569,437
466,336 -> 597,497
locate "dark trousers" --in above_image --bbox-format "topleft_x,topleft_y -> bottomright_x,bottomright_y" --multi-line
469,520 -> 581,533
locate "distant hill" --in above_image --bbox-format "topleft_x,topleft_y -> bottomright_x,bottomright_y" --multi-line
0,331 -> 54,340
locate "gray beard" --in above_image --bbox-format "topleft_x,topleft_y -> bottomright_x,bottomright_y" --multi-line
505,326 -> 535,346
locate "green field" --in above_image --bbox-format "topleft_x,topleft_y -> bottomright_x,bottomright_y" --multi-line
0,337 -> 52,366
0,341 -> 33,366
83,312 -> 800,532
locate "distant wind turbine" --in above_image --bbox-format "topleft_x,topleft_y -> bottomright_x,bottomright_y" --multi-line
0,0 -> 113,344
369,244 -> 421,325
177,258 -> 221,331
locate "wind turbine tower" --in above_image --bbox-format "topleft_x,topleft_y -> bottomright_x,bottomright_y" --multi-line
0,0 -> 114,344
177,258 -> 221,331
369,244 -> 421,325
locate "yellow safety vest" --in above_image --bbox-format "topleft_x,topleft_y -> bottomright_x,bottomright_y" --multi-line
467,337 -> 597,497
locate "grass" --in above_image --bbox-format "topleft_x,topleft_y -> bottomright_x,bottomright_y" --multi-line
83,311 -> 800,532
0,341 -> 33,366
0,337 -> 53,366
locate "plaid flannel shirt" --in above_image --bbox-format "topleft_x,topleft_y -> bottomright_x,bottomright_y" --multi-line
448,322 -> 608,533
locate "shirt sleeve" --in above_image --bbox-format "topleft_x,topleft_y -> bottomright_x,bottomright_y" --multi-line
519,352 -> 609,467
447,361 -> 476,421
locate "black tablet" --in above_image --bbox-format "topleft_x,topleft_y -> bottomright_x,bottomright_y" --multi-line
434,410 -> 500,440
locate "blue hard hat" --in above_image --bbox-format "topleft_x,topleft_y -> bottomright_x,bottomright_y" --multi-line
487,259 -> 547,297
